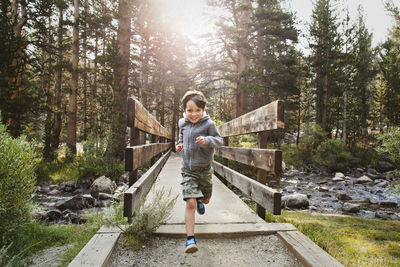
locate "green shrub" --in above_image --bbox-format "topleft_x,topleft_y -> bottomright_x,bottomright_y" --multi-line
313,139 -> 352,169
122,188 -> 178,250
376,128 -> 400,168
0,121 -> 37,236
282,144 -> 309,168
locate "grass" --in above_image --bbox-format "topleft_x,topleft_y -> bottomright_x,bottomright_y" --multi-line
1,221 -> 99,266
266,210 -> 400,267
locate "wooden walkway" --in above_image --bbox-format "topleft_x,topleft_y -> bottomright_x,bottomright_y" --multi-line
69,153 -> 343,267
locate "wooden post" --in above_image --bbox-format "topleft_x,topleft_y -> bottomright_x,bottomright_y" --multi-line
129,127 -> 139,187
151,134 -> 157,165
256,131 -> 268,219
223,137 -> 229,166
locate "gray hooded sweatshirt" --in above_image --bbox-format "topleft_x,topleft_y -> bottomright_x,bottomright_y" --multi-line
178,114 -> 223,170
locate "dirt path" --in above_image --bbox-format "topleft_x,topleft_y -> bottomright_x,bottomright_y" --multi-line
107,235 -> 302,267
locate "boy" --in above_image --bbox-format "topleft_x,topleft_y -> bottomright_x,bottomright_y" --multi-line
176,90 -> 223,253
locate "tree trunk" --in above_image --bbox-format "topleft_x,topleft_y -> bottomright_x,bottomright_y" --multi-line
6,1 -> 27,137
111,0 -> 131,160
53,5 -> 63,154
67,0 -> 79,158
321,74 -> 328,136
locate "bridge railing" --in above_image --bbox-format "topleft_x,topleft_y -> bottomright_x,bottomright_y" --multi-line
213,100 -> 284,218
124,97 -> 172,222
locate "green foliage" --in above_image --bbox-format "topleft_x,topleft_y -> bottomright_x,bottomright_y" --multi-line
386,184 -> 400,195
313,139 -> 352,168
376,128 -> 400,168
35,134 -> 124,183
0,121 -> 37,236
122,188 -> 178,250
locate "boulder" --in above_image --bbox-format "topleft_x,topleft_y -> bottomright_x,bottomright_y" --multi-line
336,191 -> 352,201
356,176 -> 373,184
90,176 -> 117,198
375,210 -> 391,220
45,209 -> 64,222
375,161 -> 395,173
334,172 -> 345,179
282,194 -> 309,209
48,189 -> 62,195
342,203 -> 360,213
55,195 -> 95,211
379,200 -> 398,208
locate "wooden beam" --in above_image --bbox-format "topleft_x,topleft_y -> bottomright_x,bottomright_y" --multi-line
215,146 -> 282,174
277,231 -> 344,267
127,98 -> 172,139
213,161 -> 281,215
124,149 -> 171,218
125,143 -> 171,171
217,100 -> 284,137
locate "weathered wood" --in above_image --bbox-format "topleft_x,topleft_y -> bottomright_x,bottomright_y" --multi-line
213,161 -> 281,215
277,231 -> 344,267
127,98 -> 172,139
215,146 -> 282,174
128,127 -> 140,187
256,131 -> 268,219
124,149 -> 171,218
125,143 -> 171,171
217,100 -> 284,137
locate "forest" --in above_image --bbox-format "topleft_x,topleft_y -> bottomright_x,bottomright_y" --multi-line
1,0 -> 400,162
1,0 -> 400,265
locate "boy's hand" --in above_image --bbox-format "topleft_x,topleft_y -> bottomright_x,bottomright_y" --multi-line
195,136 -> 206,145
176,143 -> 183,152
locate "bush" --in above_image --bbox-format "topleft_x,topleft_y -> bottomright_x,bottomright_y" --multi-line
376,128 -> 400,168
313,139 -> 352,169
0,121 -> 37,236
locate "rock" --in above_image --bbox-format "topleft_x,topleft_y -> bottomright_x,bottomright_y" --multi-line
356,176 -> 373,184
65,212 -> 87,224
336,192 -> 352,201
334,172 -> 345,179
332,177 -> 344,182
317,186 -> 329,192
282,194 -> 309,209
64,181 -> 76,192
98,193 -> 113,200
48,189 -> 62,195
342,203 -> 361,213
55,195 -> 95,211
367,168 -> 378,175
376,181 -> 389,187
375,210 -> 391,220
49,184 -> 59,190
90,176 -> 117,198
40,185 -> 51,194
73,188 -> 87,195
375,161 -> 395,173
45,209 -> 64,222
379,200 -> 398,208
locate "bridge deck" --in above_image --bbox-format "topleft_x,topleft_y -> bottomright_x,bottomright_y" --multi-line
148,153 -> 295,237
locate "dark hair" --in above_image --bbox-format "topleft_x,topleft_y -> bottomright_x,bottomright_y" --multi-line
181,90 -> 207,110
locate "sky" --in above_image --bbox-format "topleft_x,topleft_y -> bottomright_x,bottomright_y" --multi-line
160,0 -> 396,51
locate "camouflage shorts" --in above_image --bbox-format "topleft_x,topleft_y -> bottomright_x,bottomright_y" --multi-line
181,167 -> 213,201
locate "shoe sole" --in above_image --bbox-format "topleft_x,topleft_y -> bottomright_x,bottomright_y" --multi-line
185,244 -> 198,253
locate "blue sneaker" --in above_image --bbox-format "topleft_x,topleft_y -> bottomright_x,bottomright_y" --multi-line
197,201 -> 205,215
185,237 -> 198,253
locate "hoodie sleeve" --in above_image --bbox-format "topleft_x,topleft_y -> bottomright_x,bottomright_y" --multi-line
204,121 -> 223,148
178,118 -> 185,144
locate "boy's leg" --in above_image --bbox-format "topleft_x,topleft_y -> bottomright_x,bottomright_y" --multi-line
185,198 -> 197,236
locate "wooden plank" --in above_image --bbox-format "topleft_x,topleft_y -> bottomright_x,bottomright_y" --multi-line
124,149 -> 171,218
277,231 -> 344,267
217,100 -> 284,137
68,232 -> 120,267
127,98 -> 172,139
213,161 -> 281,215
215,146 -> 282,174
125,143 -> 171,171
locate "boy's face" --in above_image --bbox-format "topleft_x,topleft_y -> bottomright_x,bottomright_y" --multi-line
185,100 -> 204,124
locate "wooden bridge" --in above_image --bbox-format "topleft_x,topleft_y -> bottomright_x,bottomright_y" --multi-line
69,98 -> 343,267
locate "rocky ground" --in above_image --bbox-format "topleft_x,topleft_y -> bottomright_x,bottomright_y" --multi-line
107,235 -> 302,267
